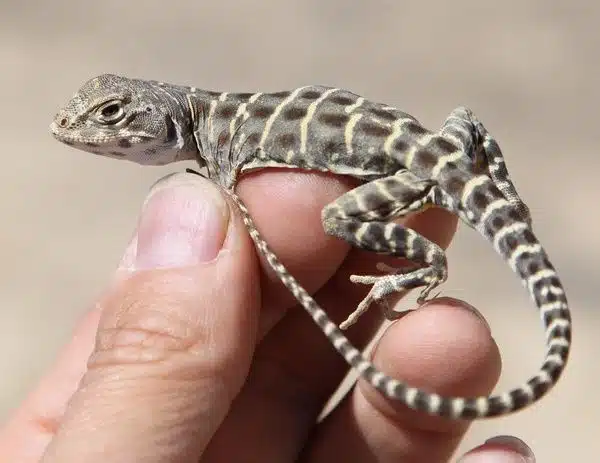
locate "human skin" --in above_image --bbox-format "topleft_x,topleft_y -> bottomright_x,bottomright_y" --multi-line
0,170 -> 535,462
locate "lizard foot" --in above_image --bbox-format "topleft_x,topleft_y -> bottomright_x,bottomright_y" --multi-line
340,265 -> 446,330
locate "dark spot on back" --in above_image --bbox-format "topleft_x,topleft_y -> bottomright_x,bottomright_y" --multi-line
446,176 -> 466,195
236,92 -> 255,100
270,91 -> 290,98
117,139 -> 131,148
283,106 -> 306,120
371,108 -> 397,121
251,105 -> 274,118
276,133 -> 297,149
430,136 -> 457,154
405,121 -> 429,136
393,139 -> 409,152
319,112 -> 349,127
415,149 -> 438,170
206,91 -> 221,98
330,95 -> 354,106
360,121 -> 391,137
216,104 -> 237,119
300,90 -> 322,100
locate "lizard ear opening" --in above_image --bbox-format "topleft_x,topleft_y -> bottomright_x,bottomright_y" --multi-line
164,113 -> 179,144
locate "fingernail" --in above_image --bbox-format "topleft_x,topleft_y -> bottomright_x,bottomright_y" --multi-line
485,436 -> 535,462
459,435 -> 535,463
132,173 -> 230,270
432,297 -> 491,332
459,301 -> 491,332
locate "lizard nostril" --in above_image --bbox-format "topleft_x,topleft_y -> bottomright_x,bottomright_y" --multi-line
58,117 -> 69,128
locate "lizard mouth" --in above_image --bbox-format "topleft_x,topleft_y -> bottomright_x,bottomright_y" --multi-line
49,122 -> 116,146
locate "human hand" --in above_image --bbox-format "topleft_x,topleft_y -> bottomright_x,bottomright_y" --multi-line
0,171 -> 535,462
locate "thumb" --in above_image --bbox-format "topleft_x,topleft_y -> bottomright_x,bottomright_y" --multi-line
43,173 -> 261,463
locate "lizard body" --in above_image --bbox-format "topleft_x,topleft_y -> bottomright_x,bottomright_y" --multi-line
50,74 -> 571,419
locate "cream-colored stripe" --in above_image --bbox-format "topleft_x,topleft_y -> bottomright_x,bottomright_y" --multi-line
492,222 -> 529,252
526,268 -> 557,292
383,118 -> 406,155
404,134 -> 434,169
229,103 -> 246,136
431,150 -> 463,178
508,243 -> 543,271
259,87 -> 307,149
479,198 -> 510,225
300,88 -> 339,154
207,99 -> 218,144
460,175 -> 489,205
344,97 -> 364,114
344,113 -> 363,155
248,92 -> 262,104
229,93 -> 263,136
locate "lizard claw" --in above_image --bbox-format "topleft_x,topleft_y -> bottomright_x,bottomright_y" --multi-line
343,264 -> 446,329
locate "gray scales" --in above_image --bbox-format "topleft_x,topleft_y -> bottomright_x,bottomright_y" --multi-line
50,74 -> 571,420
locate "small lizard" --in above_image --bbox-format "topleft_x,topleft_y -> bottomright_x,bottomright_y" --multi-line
50,74 -> 571,419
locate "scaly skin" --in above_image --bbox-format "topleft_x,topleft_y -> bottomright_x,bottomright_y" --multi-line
50,74 -> 571,419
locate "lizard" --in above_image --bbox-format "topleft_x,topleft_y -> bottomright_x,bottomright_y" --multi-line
49,74 -> 571,420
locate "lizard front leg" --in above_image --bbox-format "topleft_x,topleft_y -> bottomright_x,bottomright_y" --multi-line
321,170 -> 448,329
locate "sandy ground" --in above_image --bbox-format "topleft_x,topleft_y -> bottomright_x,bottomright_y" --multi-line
1,1 -> 598,460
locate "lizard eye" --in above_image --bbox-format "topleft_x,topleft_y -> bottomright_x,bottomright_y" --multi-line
96,101 -> 125,124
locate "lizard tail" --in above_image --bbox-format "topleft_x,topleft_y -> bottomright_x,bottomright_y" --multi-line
230,189 -> 571,419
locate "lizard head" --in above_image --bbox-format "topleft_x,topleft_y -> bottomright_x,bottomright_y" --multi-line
50,74 -> 199,166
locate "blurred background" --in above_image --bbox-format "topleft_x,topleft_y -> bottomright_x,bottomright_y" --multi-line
1,1 -> 597,460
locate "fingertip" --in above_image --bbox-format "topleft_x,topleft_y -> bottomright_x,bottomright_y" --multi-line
459,435 -> 535,462
41,172 -> 264,462
364,297 -> 501,431
118,172 -> 233,273
236,169 -> 354,310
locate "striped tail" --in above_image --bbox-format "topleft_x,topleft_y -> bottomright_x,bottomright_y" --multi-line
230,187 -> 571,419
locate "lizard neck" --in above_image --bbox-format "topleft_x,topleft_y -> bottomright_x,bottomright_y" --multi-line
146,83 -> 205,166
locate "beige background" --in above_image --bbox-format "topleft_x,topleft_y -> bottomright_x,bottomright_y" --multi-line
1,1 -> 598,460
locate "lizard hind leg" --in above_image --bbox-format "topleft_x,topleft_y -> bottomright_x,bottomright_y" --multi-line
440,106 -> 532,225
321,170 -> 448,330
